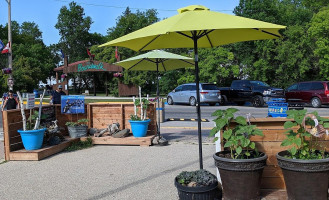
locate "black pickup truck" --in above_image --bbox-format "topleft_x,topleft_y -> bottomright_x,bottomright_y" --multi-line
219,80 -> 284,107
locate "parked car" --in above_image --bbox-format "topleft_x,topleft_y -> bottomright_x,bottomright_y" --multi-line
167,83 -> 221,106
219,80 -> 284,107
285,81 -> 329,108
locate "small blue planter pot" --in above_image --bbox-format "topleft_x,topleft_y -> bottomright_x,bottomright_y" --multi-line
129,119 -> 151,137
18,128 -> 46,150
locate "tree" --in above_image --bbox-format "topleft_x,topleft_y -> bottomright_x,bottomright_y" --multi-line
96,7 -> 159,95
308,6 -> 329,80
0,21 -> 56,92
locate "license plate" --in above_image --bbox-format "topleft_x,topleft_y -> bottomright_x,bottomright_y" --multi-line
210,93 -> 217,96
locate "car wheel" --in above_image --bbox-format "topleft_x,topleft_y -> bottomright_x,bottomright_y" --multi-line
167,96 -> 174,105
209,103 -> 216,106
252,95 -> 264,107
311,97 -> 321,108
189,97 -> 196,106
220,95 -> 227,106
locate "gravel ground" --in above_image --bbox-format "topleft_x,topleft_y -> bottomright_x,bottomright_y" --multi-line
0,143 -> 218,200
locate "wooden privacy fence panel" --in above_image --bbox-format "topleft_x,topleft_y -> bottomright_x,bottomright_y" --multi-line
222,117 -> 329,190
87,103 -> 156,136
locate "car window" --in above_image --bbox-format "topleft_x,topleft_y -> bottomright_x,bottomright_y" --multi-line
201,84 -> 218,90
190,85 -> 196,91
287,84 -> 298,92
182,85 -> 190,91
250,81 -> 269,87
298,83 -> 312,91
311,82 -> 324,90
175,85 -> 183,92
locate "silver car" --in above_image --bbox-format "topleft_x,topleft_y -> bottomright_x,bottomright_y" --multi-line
167,83 -> 221,106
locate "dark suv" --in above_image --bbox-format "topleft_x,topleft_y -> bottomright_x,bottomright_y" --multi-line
285,81 -> 329,108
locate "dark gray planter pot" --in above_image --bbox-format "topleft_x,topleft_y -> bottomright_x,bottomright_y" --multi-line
213,151 -> 267,200
277,150 -> 329,200
67,125 -> 88,138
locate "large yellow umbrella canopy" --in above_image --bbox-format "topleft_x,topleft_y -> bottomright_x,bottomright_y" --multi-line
100,5 -> 285,50
100,5 -> 286,169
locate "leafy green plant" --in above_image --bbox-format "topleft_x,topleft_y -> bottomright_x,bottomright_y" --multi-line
176,169 -> 217,187
65,137 -> 93,152
65,118 -> 88,126
281,109 -> 329,159
210,108 -> 264,159
27,111 -> 47,130
131,98 -> 150,121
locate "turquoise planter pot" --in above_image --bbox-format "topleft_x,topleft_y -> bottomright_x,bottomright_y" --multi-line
18,128 -> 46,150
129,119 -> 151,137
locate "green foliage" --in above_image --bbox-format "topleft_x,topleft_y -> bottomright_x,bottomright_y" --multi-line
211,108 -> 264,159
26,111 -> 47,130
282,109 -> 329,159
65,118 -> 88,127
176,169 -> 217,187
130,98 -> 150,121
65,137 -> 93,152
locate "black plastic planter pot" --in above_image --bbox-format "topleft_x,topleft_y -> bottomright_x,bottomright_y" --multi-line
277,151 -> 329,200
213,151 -> 267,200
174,179 -> 222,200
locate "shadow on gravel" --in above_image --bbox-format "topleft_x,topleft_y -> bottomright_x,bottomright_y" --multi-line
86,154 -> 214,200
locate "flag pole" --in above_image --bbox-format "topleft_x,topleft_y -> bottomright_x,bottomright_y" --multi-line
6,0 -> 13,90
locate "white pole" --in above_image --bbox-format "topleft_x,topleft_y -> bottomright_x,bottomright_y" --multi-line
17,91 -> 26,131
215,125 -> 222,184
133,96 -> 136,115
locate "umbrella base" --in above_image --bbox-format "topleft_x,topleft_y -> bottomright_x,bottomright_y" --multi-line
152,135 -> 169,146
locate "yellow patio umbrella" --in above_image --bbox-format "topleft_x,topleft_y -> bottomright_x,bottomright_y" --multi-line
115,50 -> 194,144
100,5 -> 286,169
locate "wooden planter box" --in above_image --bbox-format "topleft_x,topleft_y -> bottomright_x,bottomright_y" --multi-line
221,117 -> 329,191
86,103 -> 156,146
2,105 -> 85,161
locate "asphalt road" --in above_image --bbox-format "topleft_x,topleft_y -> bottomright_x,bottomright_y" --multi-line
164,103 -> 329,120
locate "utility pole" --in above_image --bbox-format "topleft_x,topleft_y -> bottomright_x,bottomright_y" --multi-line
6,0 -> 13,90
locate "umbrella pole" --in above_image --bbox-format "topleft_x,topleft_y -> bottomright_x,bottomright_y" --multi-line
156,61 -> 161,137
193,32 -> 203,170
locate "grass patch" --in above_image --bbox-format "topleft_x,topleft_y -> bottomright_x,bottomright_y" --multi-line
65,137 -> 93,152
0,160 -> 7,165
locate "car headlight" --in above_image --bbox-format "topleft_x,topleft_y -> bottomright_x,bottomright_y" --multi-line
263,89 -> 272,95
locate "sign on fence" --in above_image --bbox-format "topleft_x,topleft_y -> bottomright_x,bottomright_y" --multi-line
26,93 -> 35,109
61,95 -> 85,114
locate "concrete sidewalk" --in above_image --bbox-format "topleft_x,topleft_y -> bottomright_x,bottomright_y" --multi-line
0,143 -> 217,200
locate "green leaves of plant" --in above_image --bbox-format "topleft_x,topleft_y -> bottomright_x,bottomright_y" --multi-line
223,130 -> 232,140
284,121 -> 297,129
235,116 -> 247,125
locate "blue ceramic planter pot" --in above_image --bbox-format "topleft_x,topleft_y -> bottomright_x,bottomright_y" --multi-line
18,128 -> 46,150
129,119 -> 151,137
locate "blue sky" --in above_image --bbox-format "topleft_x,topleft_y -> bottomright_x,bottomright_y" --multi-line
0,0 -> 239,46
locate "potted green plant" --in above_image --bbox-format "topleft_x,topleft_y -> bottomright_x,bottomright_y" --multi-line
174,169 -> 222,200
129,96 -> 151,137
65,118 -> 88,138
276,109 -> 329,199
16,90 -> 47,150
210,108 -> 267,200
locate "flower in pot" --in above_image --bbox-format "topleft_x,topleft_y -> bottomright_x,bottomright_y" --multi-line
129,97 -> 151,137
210,108 -> 267,200
65,118 -> 88,138
16,90 -> 47,150
276,109 -> 329,199
174,169 -> 222,200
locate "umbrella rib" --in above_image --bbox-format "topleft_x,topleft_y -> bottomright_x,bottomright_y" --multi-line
161,61 -> 167,72
128,58 -> 146,70
205,33 -> 213,48
177,32 -> 193,39
144,58 -> 157,64
139,35 -> 161,51
179,59 -> 194,65
253,28 -> 281,38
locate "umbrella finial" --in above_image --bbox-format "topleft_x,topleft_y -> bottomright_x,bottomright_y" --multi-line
177,5 -> 209,14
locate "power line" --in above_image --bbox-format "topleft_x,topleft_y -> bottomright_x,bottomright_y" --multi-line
53,0 -> 234,13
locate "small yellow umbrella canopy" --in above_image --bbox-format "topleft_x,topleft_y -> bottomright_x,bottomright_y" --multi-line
100,5 -> 286,169
115,50 -> 194,140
